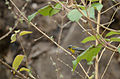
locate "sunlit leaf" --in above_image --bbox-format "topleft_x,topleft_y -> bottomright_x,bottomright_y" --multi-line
19,67 -> 30,72
91,3 -> 103,11
28,5 -> 52,21
67,9 -> 82,22
89,74 -> 94,79
105,31 -> 120,37
11,34 -> 17,43
14,30 -> 20,34
110,37 -> 120,42
38,5 -> 52,16
9,27 -> 13,31
12,55 -> 24,74
81,35 -> 100,43
28,3 -> 62,21
49,3 -> 62,16
72,44 -> 102,71
19,31 -> 32,36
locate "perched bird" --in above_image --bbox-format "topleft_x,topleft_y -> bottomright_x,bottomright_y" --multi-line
68,45 -> 85,56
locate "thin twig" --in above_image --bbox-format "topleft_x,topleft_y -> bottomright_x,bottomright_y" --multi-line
101,7 -> 119,36
0,21 -> 18,41
100,51 -> 115,79
101,44 -> 120,79
0,59 -> 27,79
98,48 -> 106,62
101,2 -> 120,14
34,35 -> 44,42
85,65 -> 92,79
77,22 -> 93,36
57,58 -> 85,79
95,0 -> 102,78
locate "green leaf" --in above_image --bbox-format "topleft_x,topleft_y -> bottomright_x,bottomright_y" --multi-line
81,35 -> 99,43
49,3 -> 62,16
72,44 -> 102,71
91,3 -> 103,11
28,5 -> 53,22
104,38 -> 111,41
14,30 -> 20,34
19,31 -> 32,36
38,5 -> 52,16
67,9 -> 82,22
110,37 -> 120,42
11,34 -> 17,43
106,31 -> 120,37
28,12 -> 37,22
12,55 -> 24,74
118,47 -> 120,54
82,7 -> 95,20
89,75 -> 94,79
19,67 -> 30,72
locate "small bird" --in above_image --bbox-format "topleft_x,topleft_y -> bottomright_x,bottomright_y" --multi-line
68,45 -> 85,56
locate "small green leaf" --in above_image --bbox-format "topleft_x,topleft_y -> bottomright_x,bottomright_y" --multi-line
28,5 -> 52,22
9,27 -> 13,31
14,30 -> 20,34
110,37 -> 120,42
38,5 -> 52,16
89,75 -> 94,79
72,44 -> 102,71
82,7 -> 95,20
67,9 -> 82,22
118,47 -> 120,54
81,35 -> 99,43
12,55 -> 24,74
28,12 -> 37,22
106,31 -> 120,37
11,34 -> 17,43
19,31 -> 32,36
91,3 -> 103,11
19,67 -> 30,72
49,3 -> 62,16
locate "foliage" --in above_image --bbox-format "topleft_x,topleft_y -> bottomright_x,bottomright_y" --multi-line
10,30 -> 32,43
105,31 -> 120,37
67,2 -> 103,22
11,34 -> 17,43
19,67 -> 30,72
28,3 -> 62,22
19,31 -> 32,36
12,55 -> 24,73
81,35 -> 100,43
67,9 -> 82,22
72,44 -> 102,71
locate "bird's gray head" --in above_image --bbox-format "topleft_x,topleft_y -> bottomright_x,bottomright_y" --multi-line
68,45 -> 73,48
